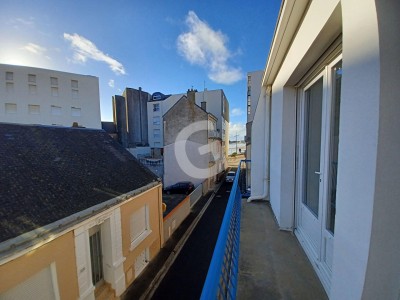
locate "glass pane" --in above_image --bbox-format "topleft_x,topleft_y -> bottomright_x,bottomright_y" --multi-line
327,61 -> 342,233
303,77 -> 323,216
89,230 -> 103,285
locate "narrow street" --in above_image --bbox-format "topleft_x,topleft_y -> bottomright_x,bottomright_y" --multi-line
149,181 -> 231,300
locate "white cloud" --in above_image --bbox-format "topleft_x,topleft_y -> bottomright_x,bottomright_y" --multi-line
177,11 -> 243,85
229,122 -> 246,141
64,33 -> 126,75
22,43 -> 46,55
108,79 -> 115,88
231,108 -> 244,117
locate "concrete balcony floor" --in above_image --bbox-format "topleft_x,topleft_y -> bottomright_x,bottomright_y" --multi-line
237,200 -> 328,300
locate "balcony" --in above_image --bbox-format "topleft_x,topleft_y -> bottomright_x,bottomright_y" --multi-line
201,160 -> 327,299
208,130 -> 221,139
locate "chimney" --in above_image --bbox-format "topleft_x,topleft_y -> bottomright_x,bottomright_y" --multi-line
201,101 -> 207,111
187,88 -> 196,104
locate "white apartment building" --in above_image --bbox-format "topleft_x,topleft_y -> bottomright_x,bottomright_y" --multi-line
0,64 -> 101,129
147,93 -> 184,152
148,89 -> 229,164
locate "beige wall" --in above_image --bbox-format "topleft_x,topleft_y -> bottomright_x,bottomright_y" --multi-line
120,185 -> 163,286
163,196 -> 191,241
0,232 -> 79,300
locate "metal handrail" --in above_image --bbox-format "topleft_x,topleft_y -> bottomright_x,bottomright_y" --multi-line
200,160 -> 250,300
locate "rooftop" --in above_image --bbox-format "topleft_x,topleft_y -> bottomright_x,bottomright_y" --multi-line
0,123 -> 159,244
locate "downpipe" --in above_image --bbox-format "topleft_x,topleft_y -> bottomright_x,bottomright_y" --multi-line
247,85 -> 271,202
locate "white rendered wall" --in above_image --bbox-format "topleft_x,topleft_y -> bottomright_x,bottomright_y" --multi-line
249,90 -> 268,200
330,1 -> 400,299
247,70 -> 263,123
147,94 -> 184,148
267,0 -> 339,229
163,141 -> 208,188
0,64 -> 101,129
195,90 -> 229,163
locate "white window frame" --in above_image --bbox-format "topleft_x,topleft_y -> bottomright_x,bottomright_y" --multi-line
129,205 -> 151,251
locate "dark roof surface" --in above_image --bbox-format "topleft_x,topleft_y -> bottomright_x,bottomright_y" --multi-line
0,123 -> 159,243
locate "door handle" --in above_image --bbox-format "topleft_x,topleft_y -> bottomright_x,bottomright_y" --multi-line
314,171 -> 321,175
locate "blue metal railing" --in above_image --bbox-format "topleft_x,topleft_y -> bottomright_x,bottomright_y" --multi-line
200,160 -> 250,300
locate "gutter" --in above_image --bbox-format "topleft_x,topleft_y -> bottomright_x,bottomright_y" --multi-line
248,86 -> 272,202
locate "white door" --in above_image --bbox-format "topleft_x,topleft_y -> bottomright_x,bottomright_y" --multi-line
296,58 -> 342,291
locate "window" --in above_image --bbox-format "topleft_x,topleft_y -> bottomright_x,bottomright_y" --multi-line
28,74 -> 36,83
130,205 -> 151,250
0,265 -> 59,299
29,84 -> 37,95
71,107 -> 81,117
6,82 -> 14,93
72,89 -> 79,99
247,75 -> 251,85
5,103 -> 17,114
28,104 -> 40,114
51,87 -> 59,97
51,105 -> 61,115
50,77 -> 58,86
247,86 -> 251,96
153,103 -> 160,112
6,71 -> 13,81
153,129 -> 160,139
71,80 -> 78,89
153,116 -> 161,125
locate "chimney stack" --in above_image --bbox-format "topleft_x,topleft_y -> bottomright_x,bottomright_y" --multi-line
201,101 -> 207,111
187,88 -> 197,104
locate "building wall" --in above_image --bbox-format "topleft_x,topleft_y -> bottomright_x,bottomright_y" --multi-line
163,95 -> 210,187
113,95 -> 128,147
246,70 -> 263,123
120,185 -> 163,287
163,196 -> 190,241
0,64 -> 101,129
0,231 -> 79,300
147,94 -> 184,149
123,88 -> 150,147
259,0 -> 400,299
331,1 -> 400,299
194,89 -> 229,162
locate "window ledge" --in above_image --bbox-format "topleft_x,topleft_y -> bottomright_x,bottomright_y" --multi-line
130,230 -> 152,251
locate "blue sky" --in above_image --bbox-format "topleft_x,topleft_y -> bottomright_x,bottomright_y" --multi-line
0,1 -> 280,139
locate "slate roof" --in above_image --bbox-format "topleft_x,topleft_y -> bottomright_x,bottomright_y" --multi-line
0,123 -> 159,244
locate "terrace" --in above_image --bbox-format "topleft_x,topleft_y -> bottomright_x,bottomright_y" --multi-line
201,160 -> 327,299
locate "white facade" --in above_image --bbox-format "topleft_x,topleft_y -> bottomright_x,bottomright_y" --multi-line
0,64 -> 101,129
251,0 -> 400,299
194,89 -> 229,162
246,70 -> 263,122
147,94 -> 184,149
